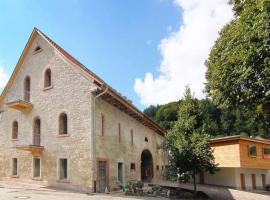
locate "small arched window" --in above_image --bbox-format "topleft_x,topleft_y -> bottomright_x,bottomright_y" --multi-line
24,76 -> 31,102
12,121 -> 18,139
35,46 -> 41,51
44,68 -> 52,88
59,113 -> 68,135
34,46 -> 42,54
145,137 -> 148,142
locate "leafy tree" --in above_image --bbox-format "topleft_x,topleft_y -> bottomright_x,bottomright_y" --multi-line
144,105 -> 159,121
155,101 -> 179,130
163,87 -> 218,194
205,0 -> 270,136
143,102 -> 179,130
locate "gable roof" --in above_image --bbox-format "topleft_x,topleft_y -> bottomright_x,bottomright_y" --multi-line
0,28 -> 166,136
210,135 -> 270,145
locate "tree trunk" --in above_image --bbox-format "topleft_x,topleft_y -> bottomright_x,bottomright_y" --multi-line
193,171 -> 197,196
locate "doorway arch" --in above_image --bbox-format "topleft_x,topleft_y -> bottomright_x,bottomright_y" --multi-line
141,149 -> 153,182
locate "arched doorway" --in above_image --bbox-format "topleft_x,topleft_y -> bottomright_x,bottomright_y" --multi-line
141,149 -> 153,182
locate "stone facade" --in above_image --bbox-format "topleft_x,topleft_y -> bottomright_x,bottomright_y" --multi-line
0,30 -> 166,192
96,99 -> 166,190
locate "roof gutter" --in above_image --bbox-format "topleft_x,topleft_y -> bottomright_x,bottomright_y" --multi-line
91,85 -> 108,193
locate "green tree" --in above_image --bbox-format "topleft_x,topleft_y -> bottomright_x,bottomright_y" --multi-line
163,87 -> 218,195
143,105 -> 159,121
205,0 -> 270,136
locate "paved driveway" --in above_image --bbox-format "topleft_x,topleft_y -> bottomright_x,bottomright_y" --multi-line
159,181 -> 270,200
0,181 -> 166,200
1,180 -> 270,200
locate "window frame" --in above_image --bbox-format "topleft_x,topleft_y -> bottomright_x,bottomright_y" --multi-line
118,123 -> 121,143
130,129 -> 134,146
101,114 -> 105,136
248,144 -> 257,157
33,46 -> 43,54
24,76 -> 31,102
32,157 -> 42,179
11,158 -> 18,177
130,163 -> 136,171
44,68 -> 52,89
59,113 -> 68,136
12,120 -> 19,140
58,158 -> 69,181
263,147 -> 270,159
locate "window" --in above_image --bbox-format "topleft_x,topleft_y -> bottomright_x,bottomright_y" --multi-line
263,148 -> 270,159
44,68 -> 52,88
34,46 -> 42,53
248,144 -> 257,157
145,137 -> 148,142
33,117 -> 41,146
33,158 -> 41,178
59,158 -> 68,180
24,76 -> 31,102
131,129 -> 133,145
130,163 -> 136,171
12,121 -> 18,139
59,113 -> 68,135
101,114 -> 105,136
118,123 -> 121,143
162,166 -> 164,171
156,165 -> 159,171
12,158 -> 18,176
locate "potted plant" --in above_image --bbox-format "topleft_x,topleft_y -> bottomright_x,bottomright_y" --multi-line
136,180 -> 144,196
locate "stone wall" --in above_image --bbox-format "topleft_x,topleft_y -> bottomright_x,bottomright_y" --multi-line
0,34 -> 96,192
0,33 -> 167,193
95,98 -> 167,190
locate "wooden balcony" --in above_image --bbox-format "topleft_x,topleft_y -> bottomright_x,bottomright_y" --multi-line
7,100 -> 33,111
16,145 -> 44,155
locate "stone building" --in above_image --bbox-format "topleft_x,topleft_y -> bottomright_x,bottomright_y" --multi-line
0,28 -> 167,192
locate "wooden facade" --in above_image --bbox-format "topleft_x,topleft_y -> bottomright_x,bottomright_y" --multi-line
210,136 -> 270,169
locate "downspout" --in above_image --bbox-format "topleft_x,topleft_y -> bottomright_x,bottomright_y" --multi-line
92,85 -> 108,193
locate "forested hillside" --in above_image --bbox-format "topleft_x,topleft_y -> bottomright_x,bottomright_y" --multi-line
144,98 -> 270,138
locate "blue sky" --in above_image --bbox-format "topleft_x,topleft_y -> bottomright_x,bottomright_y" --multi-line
0,0 -> 180,110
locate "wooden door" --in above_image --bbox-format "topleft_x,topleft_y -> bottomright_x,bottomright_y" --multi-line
240,173 -> 245,190
252,174 -> 256,189
262,174 -> 266,189
98,161 -> 107,193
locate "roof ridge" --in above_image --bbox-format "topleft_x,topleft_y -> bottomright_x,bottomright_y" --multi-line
35,28 -> 166,135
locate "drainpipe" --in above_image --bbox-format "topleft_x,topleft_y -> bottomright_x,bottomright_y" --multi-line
91,85 -> 108,193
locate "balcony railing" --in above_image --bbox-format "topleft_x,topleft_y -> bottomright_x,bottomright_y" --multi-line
6,91 -> 33,111
14,133 -> 44,155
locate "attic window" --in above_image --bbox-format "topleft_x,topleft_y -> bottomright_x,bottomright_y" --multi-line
145,137 -> 148,142
34,46 -> 42,54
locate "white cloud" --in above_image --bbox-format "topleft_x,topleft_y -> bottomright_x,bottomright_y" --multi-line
134,0 -> 234,106
0,65 -> 8,91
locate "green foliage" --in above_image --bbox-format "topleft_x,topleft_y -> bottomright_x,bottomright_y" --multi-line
136,180 -> 144,189
163,87 -> 218,194
144,99 -> 270,138
205,0 -> 270,136
143,102 -> 179,130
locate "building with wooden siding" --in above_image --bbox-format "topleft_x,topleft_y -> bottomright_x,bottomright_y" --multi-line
202,136 -> 270,190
